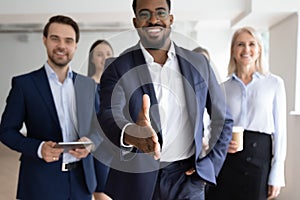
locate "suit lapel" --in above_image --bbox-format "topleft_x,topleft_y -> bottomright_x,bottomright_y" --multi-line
73,73 -> 94,138
132,48 -> 158,104
32,67 -> 60,126
131,47 -> 163,145
175,46 -> 198,132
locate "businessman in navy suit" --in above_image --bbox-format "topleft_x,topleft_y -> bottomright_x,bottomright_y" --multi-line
0,15 -> 101,200
98,0 -> 233,199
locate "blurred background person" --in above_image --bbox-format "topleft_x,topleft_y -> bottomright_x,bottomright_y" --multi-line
87,39 -> 113,200
88,39 -> 114,112
193,46 -> 211,156
206,26 -> 287,200
193,46 -> 210,61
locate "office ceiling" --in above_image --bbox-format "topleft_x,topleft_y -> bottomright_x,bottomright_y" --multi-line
0,0 -> 299,32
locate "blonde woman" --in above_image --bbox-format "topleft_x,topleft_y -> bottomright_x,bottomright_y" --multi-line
207,27 -> 287,200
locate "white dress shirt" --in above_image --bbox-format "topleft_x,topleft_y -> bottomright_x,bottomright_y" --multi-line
139,43 -> 195,162
42,63 -> 79,163
222,72 -> 287,186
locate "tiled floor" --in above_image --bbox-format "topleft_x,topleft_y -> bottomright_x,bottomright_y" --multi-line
0,143 -> 20,200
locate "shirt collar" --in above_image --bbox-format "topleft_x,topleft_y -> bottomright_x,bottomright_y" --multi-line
44,62 -> 73,81
139,42 -> 176,64
231,71 -> 264,81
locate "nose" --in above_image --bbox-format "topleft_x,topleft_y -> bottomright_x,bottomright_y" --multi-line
244,44 -> 251,51
149,12 -> 159,24
57,41 -> 66,49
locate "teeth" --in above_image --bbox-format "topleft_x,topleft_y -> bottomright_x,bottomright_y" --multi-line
146,28 -> 161,33
148,29 -> 160,32
241,54 -> 250,58
56,52 -> 65,55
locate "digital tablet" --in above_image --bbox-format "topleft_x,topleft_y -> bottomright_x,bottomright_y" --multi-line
54,141 -> 93,151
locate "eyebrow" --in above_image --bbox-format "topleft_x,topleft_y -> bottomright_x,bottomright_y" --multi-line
49,34 -> 75,41
235,40 -> 256,43
138,7 -> 167,12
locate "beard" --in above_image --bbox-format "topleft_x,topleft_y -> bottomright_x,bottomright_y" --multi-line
49,57 -> 70,68
137,25 -> 171,50
48,50 -> 72,68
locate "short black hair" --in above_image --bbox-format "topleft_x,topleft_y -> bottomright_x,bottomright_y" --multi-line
43,15 -> 80,43
132,0 -> 171,14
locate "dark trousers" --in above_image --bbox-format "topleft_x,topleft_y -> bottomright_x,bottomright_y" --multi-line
153,156 -> 205,200
17,160 -> 92,200
94,158 -> 110,192
206,130 -> 272,200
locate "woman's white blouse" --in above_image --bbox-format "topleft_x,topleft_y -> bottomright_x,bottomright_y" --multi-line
222,72 -> 287,186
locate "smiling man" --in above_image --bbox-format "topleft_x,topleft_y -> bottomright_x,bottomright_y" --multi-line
98,0 -> 233,199
134,0 -> 172,51
0,15 -> 101,200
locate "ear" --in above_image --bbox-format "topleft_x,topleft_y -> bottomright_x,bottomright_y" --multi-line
169,14 -> 174,25
43,36 -> 47,46
133,18 -> 137,28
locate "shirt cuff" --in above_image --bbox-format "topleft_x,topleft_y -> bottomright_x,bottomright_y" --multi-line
37,141 -> 45,159
120,123 -> 134,148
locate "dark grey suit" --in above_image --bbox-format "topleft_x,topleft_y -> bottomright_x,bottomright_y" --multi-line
98,43 -> 233,200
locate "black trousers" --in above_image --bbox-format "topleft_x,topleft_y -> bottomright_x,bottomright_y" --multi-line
206,130 -> 272,200
153,156 -> 205,200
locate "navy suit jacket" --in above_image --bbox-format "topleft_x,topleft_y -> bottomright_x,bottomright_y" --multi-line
99,43 -> 233,200
0,67 -> 101,200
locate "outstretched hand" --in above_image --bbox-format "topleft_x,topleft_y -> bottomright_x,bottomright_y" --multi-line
137,94 -> 151,126
124,94 -> 161,160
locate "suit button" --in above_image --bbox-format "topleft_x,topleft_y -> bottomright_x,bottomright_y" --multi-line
252,142 -> 257,147
244,171 -> 249,176
246,157 -> 252,162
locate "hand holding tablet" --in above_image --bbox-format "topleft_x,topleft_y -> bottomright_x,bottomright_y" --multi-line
54,141 -> 93,152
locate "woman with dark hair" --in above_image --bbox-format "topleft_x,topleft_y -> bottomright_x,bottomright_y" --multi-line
88,40 -> 113,84
87,40 -> 113,200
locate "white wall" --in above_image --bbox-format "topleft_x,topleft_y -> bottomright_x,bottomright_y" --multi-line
194,26 -> 233,82
269,13 -> 300,200
0,32 -> 43,113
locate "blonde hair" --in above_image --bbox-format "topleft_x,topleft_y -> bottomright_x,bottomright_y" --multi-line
227,26 -> 269,76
